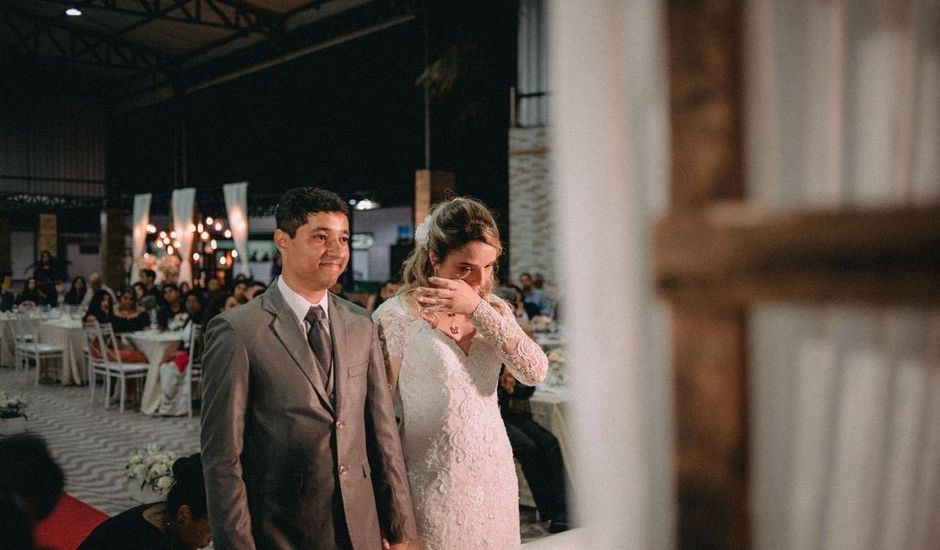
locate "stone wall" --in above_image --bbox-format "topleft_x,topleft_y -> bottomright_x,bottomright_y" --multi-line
508,127 -> 556,297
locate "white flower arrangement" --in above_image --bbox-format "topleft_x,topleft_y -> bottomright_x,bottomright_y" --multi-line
125,444 -> 176,496
530,315 -> 557,334
0,391 -> 27,419
414,215 -> 432,247
544,346 -> 567,386
167,312 -> 190,331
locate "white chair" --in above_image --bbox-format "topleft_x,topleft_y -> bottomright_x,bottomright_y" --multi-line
10,314 -> 63,385
82,321 -> 109,405
85,322 -> 149,413
184,324 -> 204,418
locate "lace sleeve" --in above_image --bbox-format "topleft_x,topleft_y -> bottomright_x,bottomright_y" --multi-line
373,300 -> 409,360
470,299 -> 548,386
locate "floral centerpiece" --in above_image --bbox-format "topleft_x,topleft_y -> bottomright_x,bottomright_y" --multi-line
530,315 -> 558,334
543,346 -> 567,387
0,391 -> 27,419
125,444 -> 176,502
167,312 -> 190,331
0,391 -> 28,435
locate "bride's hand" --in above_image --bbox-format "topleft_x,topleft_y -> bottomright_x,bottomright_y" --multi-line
416,277 -> 482,316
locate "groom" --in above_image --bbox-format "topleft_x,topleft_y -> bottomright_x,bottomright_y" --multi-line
201,187 -> 417,549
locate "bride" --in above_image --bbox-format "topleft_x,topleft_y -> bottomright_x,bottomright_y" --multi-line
374,197 -> 548,549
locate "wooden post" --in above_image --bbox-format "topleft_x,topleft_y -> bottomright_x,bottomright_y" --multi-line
36,213 -> 57,261
414,169 -> 455,226
100,208 -> 126,290
0,216 -> 10,275
667,1 -> 749,549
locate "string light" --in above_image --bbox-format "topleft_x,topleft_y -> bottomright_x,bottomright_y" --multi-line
206,217 -> 214,225
231,250 -> 238,258
219,256 -> 227,265
170,231 -> 178,239
210,239 -> 217,249
146,224 -> 156,234
200,231 -> 210,241
159,231 -> 167,239
192,253 -> 200,261
223,229 -> 232,238
214,222 -> 222,231
167,246 -> 174,255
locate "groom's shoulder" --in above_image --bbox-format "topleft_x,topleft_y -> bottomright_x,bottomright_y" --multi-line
210,297 -> 265,331
332,294 -> 369,321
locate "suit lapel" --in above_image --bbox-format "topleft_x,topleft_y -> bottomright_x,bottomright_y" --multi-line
329,293 -> 349,413
263,282 -> 335,414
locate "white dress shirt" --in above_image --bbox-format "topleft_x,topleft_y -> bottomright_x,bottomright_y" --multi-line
276,276 -> 331,337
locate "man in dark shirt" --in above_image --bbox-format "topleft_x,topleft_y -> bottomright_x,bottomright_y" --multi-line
498,368 -> 570,533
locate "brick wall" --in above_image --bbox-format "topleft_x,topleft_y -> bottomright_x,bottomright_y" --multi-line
508,127 -> 556,297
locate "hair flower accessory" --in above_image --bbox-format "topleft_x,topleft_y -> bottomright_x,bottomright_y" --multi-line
414,215 -> 432,247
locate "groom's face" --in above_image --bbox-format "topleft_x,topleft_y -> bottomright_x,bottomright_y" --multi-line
276,211 -> 350,292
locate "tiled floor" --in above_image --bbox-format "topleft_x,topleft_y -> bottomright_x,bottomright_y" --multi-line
0,366 -> 551,543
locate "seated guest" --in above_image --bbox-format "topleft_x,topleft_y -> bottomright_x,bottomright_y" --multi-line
137,268 -> 162,307
200,277 -> 222,305
81,273 -> 116,310
112,287 -> 150,334
498,368 -> 570,533
1,275 -> 14,312
64,276 -> 87,306
243,281 -> 267,301
182,292 -> 204,325
369,279 -> 400,312
83,290 -> 115,324
179,281 -> 191,295
15,277 -> 46,307
85,290 -> 147,364
0,434 -> 65,550
519,272 -> 553,318
158,295 -> 204,416
156,284 -> 187,330
79,453 -> 211,550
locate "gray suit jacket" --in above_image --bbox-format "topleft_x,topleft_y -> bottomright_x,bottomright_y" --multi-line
201,282 -> 417,549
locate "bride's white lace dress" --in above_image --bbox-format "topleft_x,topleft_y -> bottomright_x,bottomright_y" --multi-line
374,295 -> 548,550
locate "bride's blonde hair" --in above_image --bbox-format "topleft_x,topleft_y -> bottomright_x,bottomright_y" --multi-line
398,197 -> 507,313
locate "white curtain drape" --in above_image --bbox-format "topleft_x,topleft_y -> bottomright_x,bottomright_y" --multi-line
131,193 -> 152,285
171,188 -> 196,285
745,1 -> 940,549
547,1 -> 673,549
223,182 -> 250,277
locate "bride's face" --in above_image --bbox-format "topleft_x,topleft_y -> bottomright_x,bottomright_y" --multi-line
431,241 -> 499,293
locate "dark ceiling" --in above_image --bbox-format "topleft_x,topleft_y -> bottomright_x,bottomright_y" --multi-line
0,0 -> 417,110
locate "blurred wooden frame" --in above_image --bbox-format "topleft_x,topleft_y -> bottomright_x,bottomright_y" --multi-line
665,2 -> 940,549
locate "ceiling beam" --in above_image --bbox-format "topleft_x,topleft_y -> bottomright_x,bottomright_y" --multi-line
0,7 -> 172,74
64,0 -> 283,34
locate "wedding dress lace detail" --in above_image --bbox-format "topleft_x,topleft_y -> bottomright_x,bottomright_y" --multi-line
374,295 -> 548,550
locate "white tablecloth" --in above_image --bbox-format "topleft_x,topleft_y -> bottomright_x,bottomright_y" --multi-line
124,330 -> 182,415
38,318 -> 85,385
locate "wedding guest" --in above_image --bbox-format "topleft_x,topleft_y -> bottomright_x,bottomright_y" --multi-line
64,276 -> 87,306
157,284 -> 187,330
31,250 -> 64,307
519,272 -> 553,318
183,292 -> 204,325
78,454 -> 211,550
137,269 -> 163,308
15,277 -> 46,307
132,282 -> 147,303
179,281 -> 191,295
0,434 -> 64,550
85,290 -> 148,367
81,273 -> 116,310
0,275 -> 14,312
112,288 -> 150,334
200,277 -> 222,305
157,294 -> 204,416
368,279 -> 400,313
498,369 -> 570,533
230,280 -> 248,303
243,281 -> 267,301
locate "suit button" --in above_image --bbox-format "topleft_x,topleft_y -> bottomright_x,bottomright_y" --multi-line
336,420 -> 345,430
339,465 -> 348,475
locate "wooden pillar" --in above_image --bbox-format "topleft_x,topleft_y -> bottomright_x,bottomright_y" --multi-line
667,1 -> 749,549
0,216 -> 10,275
100,208 -> 126,290
414,169 -> 455,226
36,213 -> 57,260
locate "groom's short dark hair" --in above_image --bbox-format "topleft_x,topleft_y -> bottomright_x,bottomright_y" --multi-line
275,187 -> 349,238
